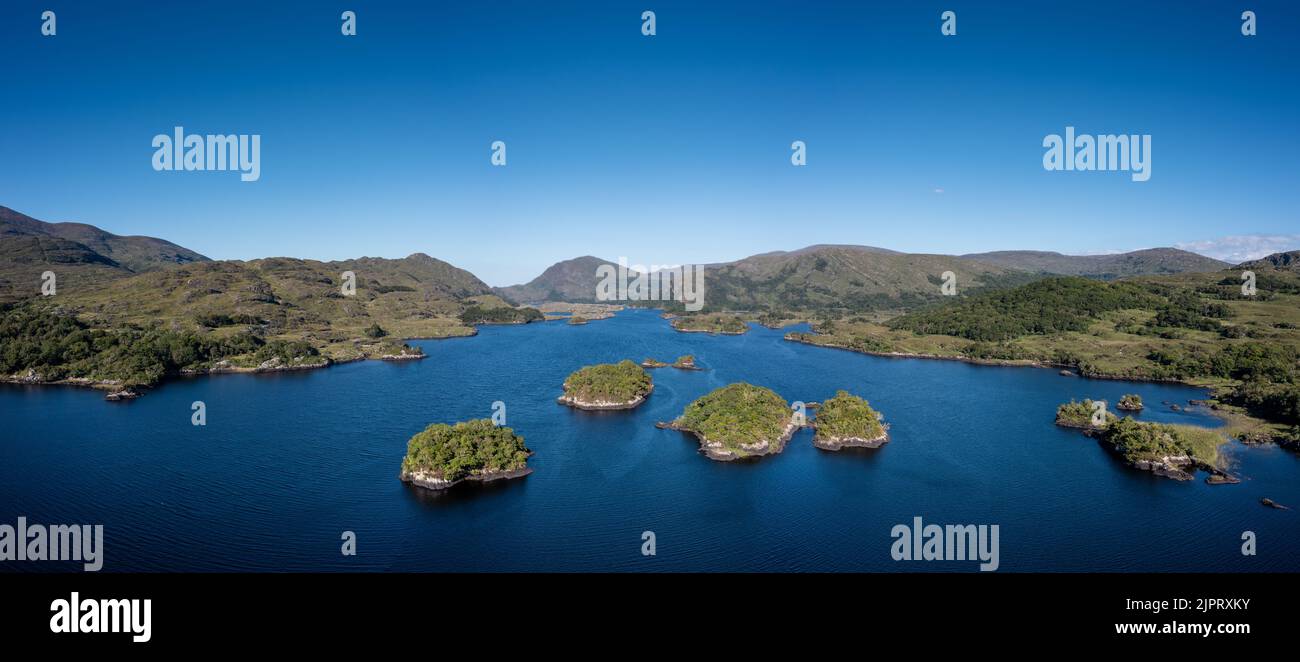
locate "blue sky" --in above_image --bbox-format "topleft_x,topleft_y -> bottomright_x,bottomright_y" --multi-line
1,1 -> 1297,285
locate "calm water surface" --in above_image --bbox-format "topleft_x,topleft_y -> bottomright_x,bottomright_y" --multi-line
2,309 -> 1296,571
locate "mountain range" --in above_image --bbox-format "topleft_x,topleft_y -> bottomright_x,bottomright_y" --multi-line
0,205 -> 1255,315
493,245 -> 1230,311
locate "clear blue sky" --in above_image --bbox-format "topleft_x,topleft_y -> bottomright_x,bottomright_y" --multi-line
2,1 -> 1297,285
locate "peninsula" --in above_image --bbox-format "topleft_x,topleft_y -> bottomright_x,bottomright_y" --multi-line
1054,402 -> 1228,481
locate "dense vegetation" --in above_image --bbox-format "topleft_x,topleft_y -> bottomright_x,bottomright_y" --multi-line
1099,417 -> 1224,467
400,419 -> 531,483
1055,400 -> 1116,429
889,277 -> 1161,341
562,360 -> 652,403
814,390 -> 885,441
676,383 -> 792,450
672,314 -> 748,334
1,304 -> 269,386
459,305 -> 544,325
1222,381 -> 1300,426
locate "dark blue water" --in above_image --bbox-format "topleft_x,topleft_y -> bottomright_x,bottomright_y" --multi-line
2,309 -> 1297,572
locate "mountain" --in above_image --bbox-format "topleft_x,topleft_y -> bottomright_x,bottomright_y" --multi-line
702,246 -> 1033,312
0,206 -> 208,272
1237,251 -> 1300,271
959,248 -> 1228,279
0,206 -> 209,301
494,255 -> 619,304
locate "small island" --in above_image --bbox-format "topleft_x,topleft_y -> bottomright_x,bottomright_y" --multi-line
399,419 -> 533,491
812,390 -> 889,450
1054,399 -> 1116,430
641,355 -> 702,370
661,383 -> 795,461
671,314 -> 748,335
459,304 -> 544,326
557,360 -> 654,410
1117,393 -> 1144,411
567,315 -> 588,325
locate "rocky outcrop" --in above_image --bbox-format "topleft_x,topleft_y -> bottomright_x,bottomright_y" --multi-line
813,427 -> 889,451
662,420 -> 798,462
399,466 -> 533,491
557,384 -> 653,410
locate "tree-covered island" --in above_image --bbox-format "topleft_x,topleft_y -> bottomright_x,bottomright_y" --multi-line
812,390 -> 889,450
671,314 -> 748,335
399,419 -> 532,491
557,360 -> 654,410
661,382 -> 795,461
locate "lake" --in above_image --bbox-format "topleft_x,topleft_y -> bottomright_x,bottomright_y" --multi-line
2,308 -> 1297,571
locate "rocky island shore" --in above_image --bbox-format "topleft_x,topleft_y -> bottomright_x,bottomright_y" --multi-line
641,355 -> 702,370
671,314 -> 748,335
398,419 -> 533,491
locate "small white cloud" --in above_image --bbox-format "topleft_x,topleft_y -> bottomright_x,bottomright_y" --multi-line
1176,235 -> 1300,263
932,187 -> 944,194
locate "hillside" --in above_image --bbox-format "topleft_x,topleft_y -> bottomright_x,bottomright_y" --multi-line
788,268 -> 1300,443
55,253 -> 495,347
498,246 -> 1034,313
700,246 -> 1034,313
960,248 -> 1228,279
500,245 -> 1226,314
0,206 -> 209,301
